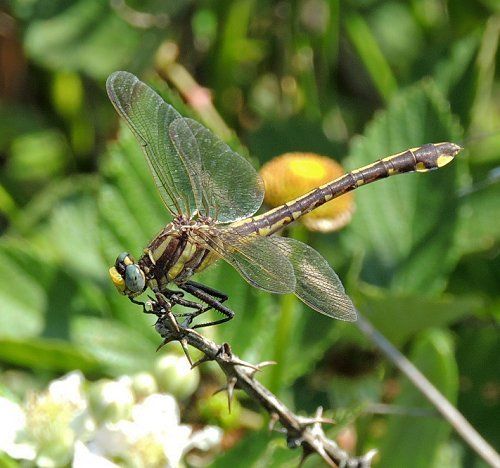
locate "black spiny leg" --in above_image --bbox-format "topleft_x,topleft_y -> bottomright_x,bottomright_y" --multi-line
184,280 -> 229,303
129,297 -> 155,315
166,292 -> 205,318
178,281 -> 234,329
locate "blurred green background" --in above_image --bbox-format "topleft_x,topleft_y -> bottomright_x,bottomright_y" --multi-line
0,0 -> 499,466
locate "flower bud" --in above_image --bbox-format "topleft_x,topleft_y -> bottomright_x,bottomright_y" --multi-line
153,354 -> 200,400
131,372 -> 158,401
88,379 -> 134,424
197,392 -> 241,429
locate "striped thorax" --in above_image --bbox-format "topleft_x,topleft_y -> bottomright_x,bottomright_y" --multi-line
109,216 -> 219,296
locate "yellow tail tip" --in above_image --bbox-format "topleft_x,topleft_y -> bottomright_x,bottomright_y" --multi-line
436,142 -> 462,168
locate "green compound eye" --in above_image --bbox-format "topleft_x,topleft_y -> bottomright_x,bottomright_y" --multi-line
115,252 -> 135,268
124,264 -> 145,293
115,252 -> 128,267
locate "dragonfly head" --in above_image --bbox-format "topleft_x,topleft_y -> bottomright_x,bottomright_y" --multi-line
109,252 -> 146,296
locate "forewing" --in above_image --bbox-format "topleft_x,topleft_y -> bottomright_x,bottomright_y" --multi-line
106,71 -> 201,217
274,237 -> 357,321
170,118 -> 264,223
193,229 -> 296,294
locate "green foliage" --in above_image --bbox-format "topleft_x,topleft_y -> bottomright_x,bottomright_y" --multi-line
1,0 -> 498,465
346,81 -> 462,293
213,431 -> 299,467
0,338 -> 99,373
376,329 -> 459,467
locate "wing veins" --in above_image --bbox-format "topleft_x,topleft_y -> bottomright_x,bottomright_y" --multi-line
191,229 -> 296,293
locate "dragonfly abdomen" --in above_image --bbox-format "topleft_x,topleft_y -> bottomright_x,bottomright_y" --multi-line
240,142 -> 461,237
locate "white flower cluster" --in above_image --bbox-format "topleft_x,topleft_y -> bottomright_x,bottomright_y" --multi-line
0,355 -> 223,467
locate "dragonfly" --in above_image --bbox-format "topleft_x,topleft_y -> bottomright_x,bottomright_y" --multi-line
106,71 -> 462,329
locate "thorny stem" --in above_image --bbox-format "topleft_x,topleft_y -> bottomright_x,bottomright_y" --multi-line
155,304 -> 500,467
155,314 -> 375,468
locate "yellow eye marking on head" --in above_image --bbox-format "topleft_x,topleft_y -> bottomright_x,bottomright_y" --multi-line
109,266 -> 125,292
123,256 -> 134,266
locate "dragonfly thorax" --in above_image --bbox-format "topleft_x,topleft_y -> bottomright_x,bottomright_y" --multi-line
143,217 -> 219,282
109,217 -> 220,298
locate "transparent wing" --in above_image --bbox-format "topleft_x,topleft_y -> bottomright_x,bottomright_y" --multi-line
106,71 -> 201,217
274,237 -> 357,321
192,229 -> 296,294
169,118 -> 264,223
107,71 -> 264,223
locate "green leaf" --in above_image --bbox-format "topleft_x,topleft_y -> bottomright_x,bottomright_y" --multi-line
44,188 -> 105,279
0,240 -> 49,339
455,181 -> 500,256
8,129 -> 68,182
212,430 -> 298,467
71,316 -> 155,376
434,32 -> 481,122
376,328 -> 458,468
12,177 -> 103,275
213,0 -> 263,95
99,184 -> 148,262
103,126 -> 167,230
269,301 -> 346,390
346,80 -> 463,294
369,2 -> 423,78
344,12 -> 398,102
1,174 -> 159,365
23,0 -> 165,79
327,373 -> 383,410
455,325 -> 500,448
352,284 -> 481,345
0,338 -> 99,373
0,103 -> 44,152
0,451 -> 20,468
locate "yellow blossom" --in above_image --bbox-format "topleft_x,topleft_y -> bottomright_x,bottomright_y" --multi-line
260,152 -> 354,232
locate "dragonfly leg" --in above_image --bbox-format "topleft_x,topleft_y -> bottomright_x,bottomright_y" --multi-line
178,282 -> 234,329
129,297 -> 156,315
168,295 -> 205,317
183,280 -> 229,303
